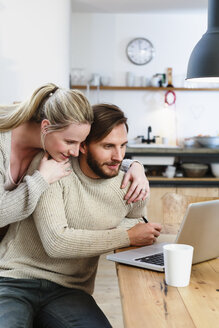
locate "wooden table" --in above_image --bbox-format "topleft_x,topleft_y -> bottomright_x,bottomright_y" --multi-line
116,249 -> 219,328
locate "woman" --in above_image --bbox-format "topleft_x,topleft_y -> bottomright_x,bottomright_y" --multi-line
0,83 -> 149,232
0,103 -> 157,328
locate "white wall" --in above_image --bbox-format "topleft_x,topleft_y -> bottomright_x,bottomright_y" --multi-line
0,0 -> 71,103
71,11 -> 219,144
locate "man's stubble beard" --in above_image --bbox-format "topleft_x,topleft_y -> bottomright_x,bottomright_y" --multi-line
86,150 -> 122,179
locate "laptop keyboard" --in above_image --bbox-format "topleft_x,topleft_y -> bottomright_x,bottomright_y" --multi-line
135,252 -> 164,266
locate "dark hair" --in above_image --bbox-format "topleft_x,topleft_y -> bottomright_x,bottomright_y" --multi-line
85,103 -> 128,144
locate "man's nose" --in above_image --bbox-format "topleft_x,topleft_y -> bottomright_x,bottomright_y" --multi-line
69,145 -> 80,157
112,149 -> 123,162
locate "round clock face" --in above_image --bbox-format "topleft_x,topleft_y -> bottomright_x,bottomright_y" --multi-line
126,38 -> 155,65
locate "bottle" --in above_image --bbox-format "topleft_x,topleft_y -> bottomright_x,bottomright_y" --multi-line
166,68 -> 174,87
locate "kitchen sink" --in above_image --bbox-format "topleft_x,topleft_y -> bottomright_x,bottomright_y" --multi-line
127,143 -> 177,165
131,155 -> 175,165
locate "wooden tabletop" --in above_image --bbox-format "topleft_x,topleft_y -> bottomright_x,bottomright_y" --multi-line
116,250 -> 219,328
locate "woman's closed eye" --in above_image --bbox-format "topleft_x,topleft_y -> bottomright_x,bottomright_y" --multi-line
65,140 -> 77,145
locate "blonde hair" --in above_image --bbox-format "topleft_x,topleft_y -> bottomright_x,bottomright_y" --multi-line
0,83 -> 93,132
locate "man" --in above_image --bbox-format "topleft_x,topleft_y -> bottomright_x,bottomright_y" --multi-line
0,104 -> 162,328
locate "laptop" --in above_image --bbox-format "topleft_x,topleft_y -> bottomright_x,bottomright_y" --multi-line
107,199 -> 219,272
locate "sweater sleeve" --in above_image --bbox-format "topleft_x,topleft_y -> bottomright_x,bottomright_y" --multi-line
121,158 -> 143,172
0,153 -> 49,227
126,199 -> 147,218
33,182 -> 130,259
120,159 -> 133,172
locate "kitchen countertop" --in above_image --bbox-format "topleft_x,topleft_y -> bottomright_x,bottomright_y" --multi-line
126,146 -> 219,186
126,145 -> 219,155
126,146 -> 219,163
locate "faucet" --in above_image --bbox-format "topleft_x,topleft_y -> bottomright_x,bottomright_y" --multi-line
137,126 -> 158,144
147,126 -> 152,142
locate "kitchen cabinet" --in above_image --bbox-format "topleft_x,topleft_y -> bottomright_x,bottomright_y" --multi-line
147,187 -> 176,224
147,187 -> 219,232
128,146 -> 219,230
126,146 -> 219,187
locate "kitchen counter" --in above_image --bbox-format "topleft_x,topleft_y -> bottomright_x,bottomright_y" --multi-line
125,146 -> 219,187
126,146 -> 219,159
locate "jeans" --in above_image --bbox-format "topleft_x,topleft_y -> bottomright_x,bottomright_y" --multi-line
0,277 -> 112,328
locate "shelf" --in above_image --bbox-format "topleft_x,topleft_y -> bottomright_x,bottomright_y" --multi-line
148,176 -> 219,187
71,85 -> 219,91
126,147 -> 219,157
148,176 -> 219,181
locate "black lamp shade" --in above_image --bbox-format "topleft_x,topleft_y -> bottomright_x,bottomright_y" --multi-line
186,0 -> 219,82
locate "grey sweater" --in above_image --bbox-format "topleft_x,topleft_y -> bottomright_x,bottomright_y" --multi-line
0,154 -> 146,295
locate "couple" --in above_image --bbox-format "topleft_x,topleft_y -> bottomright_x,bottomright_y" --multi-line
0,85 -> 161,327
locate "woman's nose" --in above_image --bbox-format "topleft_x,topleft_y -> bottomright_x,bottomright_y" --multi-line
69,146 -> 79,157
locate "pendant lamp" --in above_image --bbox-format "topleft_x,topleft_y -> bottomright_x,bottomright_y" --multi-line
186,0 -> 219,82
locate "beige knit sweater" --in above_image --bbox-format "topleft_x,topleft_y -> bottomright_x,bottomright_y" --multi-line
0,131 -> 49,226
0,131 -> 133,227
0,153 -> 146,294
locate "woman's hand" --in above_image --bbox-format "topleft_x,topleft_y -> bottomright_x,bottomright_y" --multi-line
121,162 -> 149,204
38,153 -> 72,184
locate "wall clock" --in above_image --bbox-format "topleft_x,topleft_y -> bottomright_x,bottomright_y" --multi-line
126,37 -> 155,65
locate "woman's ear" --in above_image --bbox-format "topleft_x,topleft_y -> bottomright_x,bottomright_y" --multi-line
80,141 -> 88,155
41,119 -> 50,134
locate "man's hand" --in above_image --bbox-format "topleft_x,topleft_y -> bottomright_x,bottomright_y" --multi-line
121,162 -> 150,204
127,222 -> 162,246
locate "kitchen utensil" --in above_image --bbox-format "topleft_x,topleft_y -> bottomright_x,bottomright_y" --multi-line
210,163 -> 219,177
162,137 -> 169,145
140,76 -> 150,87
71,68 -> 85,85
183,138 -> 198,148
195,136 -> 219,148
162,165 -> 176,178
163,244 -> 193,287
182,163 -> 208,177
90,74 -> 101,86
166,67 -> 173,87
126,72 -> 135,86
151,74 -> 165,87
100,76 -> 111,86
151,74 -> 161,87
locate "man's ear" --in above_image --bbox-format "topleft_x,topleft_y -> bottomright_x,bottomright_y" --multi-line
80,141 -> 88,155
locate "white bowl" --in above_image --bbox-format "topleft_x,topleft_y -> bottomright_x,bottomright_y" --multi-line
195,136 -> 219,148
183,138 -> 198,148
210,163 -> 219,177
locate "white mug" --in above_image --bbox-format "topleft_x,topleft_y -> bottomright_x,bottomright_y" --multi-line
163,166 -> 176,178
163,244 -> 194,287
